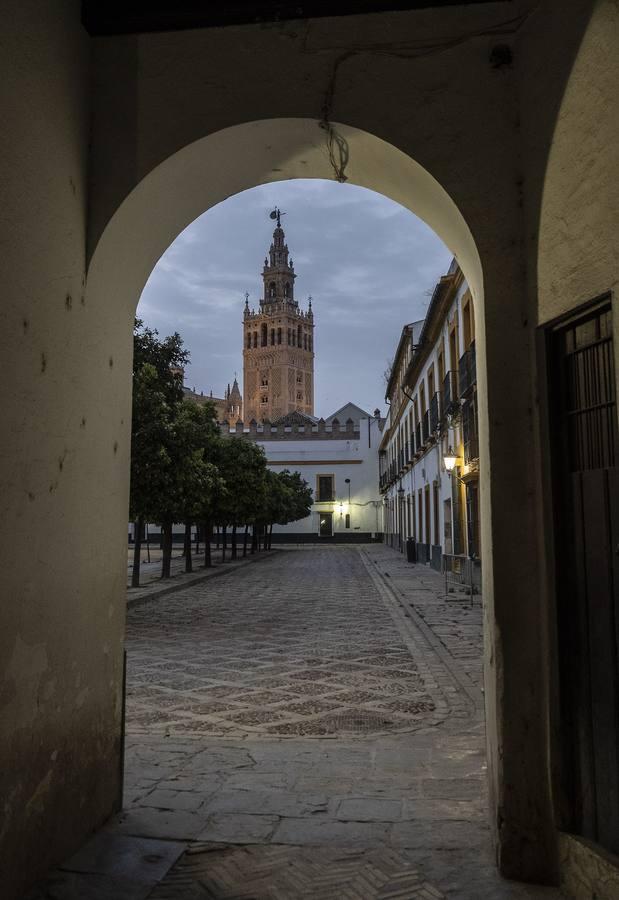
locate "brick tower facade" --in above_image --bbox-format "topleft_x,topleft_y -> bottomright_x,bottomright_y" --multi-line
243,211 -> 314,423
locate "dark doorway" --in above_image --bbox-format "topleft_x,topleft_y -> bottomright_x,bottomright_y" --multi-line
319,512 -> 333,537
548,296 -> 619,854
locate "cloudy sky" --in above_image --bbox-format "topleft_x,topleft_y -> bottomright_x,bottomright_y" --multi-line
137,179 -> 452,418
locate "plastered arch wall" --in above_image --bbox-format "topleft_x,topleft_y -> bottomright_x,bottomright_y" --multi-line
87,119 -> 482,316
6,2 -> 610,895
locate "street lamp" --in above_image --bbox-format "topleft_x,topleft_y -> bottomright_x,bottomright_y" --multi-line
444,446 -> 467,485
444,446 -> 459,472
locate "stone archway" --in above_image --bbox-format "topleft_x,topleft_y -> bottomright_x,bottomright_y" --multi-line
8,3 -> 611,893
84,114 -> 551,882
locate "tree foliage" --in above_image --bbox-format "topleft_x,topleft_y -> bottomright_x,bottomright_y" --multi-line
129,321 -> 315,583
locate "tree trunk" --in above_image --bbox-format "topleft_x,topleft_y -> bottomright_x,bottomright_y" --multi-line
203,521 -> 212,568
221,525 -> 227,563
263,525 -> 269,551
184,521 -> 192,573
131,517 -> 143,588
268,523 -> 273,550
243,524 -> 249,557
231,524 -> 237,560
161,521 -> 173,578
215,525 -> 220,549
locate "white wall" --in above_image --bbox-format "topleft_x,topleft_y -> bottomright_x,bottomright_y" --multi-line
259,418 -> 383,537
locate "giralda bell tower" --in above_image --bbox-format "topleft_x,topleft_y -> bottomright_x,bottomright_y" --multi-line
243,209 -> 315,423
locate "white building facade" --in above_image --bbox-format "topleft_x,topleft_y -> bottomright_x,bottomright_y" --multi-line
379,260 -> 480,588
234,407 -> 384,542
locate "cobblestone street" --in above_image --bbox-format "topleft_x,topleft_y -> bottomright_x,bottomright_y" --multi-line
32,546 -> 559,900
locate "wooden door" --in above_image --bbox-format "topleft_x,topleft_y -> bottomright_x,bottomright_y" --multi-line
549,298 -> 619,853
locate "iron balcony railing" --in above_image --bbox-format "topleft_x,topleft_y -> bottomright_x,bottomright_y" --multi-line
462,398 -> 479,464
422,409 -> 430,444
459,341 -> 477,396
442,370 -> 459,416
429,391 -> 441,432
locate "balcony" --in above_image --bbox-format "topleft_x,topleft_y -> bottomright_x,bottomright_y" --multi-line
442,370 -> 459,416
422,409 -> 430,444
462,398 -> 479,464
429,391 -> 441,432
458,341 -> 477,396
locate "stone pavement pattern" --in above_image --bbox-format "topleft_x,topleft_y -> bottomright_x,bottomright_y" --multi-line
29,546 -> 559,899
125,546 -> 463,738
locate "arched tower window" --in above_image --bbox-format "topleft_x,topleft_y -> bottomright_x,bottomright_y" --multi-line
287,328 -> 291,345
292,330 -> 296,346
297,324 -> 302,346
269,281 -> 276,298
246,332 -> 251,349
285,282 -> 290,298
271,328 -> 275,345
261,323 -> 268,346
253,331 -> 258,348
303,333 -> 307,350
277,328 -> 282,344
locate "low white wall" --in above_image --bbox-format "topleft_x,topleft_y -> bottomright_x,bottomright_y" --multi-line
259,419 -> 382,537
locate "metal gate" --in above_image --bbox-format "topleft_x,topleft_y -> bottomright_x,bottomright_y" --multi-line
548,297 -> 619,853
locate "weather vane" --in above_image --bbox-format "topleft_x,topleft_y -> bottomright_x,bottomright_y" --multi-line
269,207 -> 286,227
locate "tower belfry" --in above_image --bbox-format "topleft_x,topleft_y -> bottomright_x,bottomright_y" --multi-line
243,211 -> 315,422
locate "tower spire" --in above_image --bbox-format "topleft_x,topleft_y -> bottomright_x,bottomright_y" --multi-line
243,213 -> 315,423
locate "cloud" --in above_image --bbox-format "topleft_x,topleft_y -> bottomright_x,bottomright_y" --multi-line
137,179 -> 452,416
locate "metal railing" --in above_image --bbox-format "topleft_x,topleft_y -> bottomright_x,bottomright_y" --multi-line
422,410 -> 430,443
462,398 -> 479,464
429,391 -> 441,432
443,554 -> 480,604
458,342 -> 477,396
442,370 -> 458,416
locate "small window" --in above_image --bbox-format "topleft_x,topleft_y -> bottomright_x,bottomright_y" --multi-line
261,376 -> 268,387
303,334 -> 307,349
253,332 -> 258,348
246,333 -> 251,349
277,328 -> 282,344
317,475 -> 334,502
297,391 -> 303,401
261,395 -> 268,404
287,328 -> 291,345
261,324 -> 268,346
296,373 -> 303,384
271,328 -> 275,345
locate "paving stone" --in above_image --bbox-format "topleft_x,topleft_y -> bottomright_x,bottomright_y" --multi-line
272,816 -> 392,846
337,797 -> 403,821
206,789 -> 330,817
35,545 -> 560,899
110,807 -> 208,840
196,813 -> 280,843
26,871 -> 154,900
139,788 -> 206,812
59,833 -> 185,882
